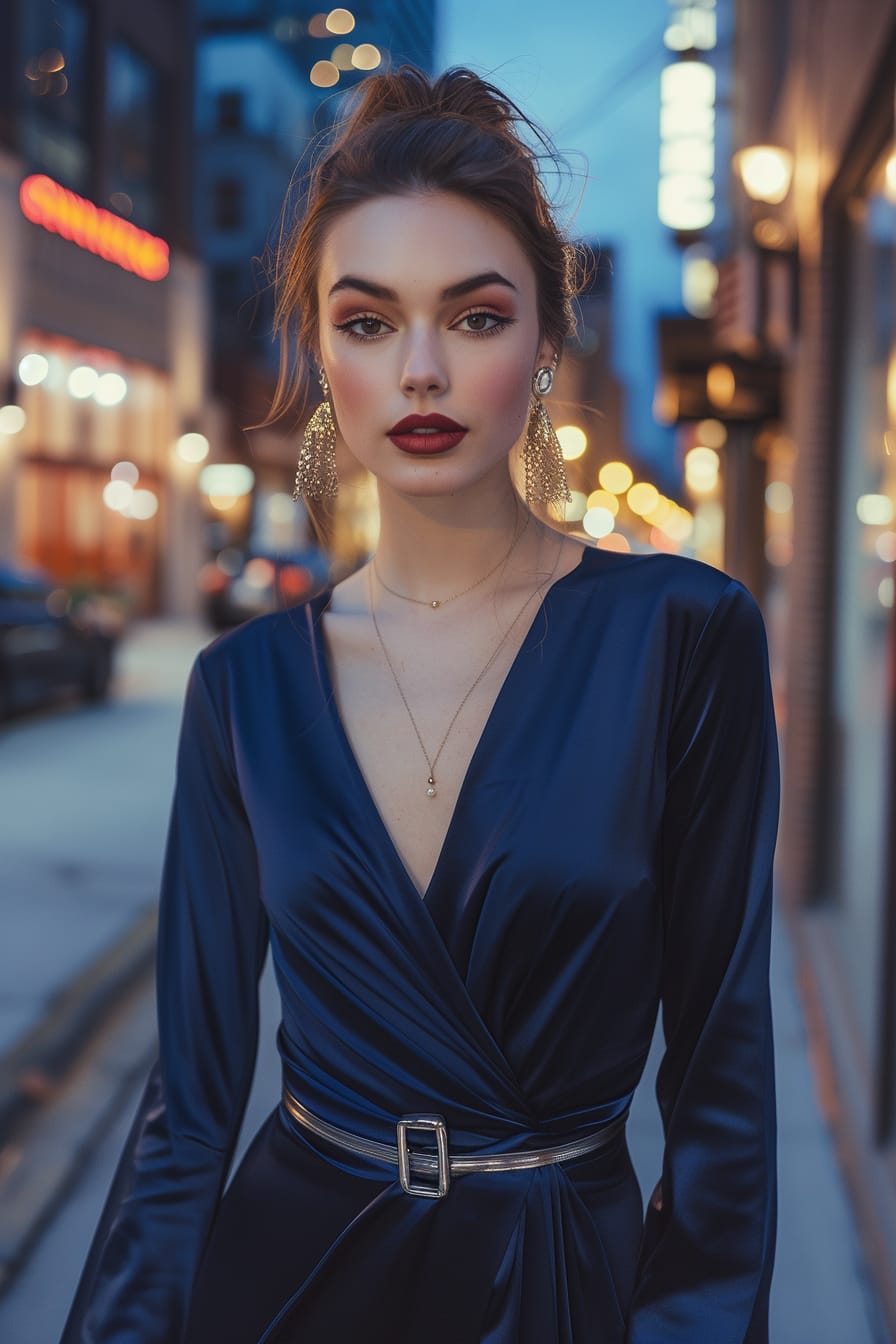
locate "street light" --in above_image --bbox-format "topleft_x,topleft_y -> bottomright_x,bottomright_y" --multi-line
734,145 -> 794,204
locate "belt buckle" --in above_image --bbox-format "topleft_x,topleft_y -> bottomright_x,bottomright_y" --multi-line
396,1114 -> 450,1198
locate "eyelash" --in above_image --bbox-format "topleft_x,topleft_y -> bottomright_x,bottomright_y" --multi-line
332,309 -> 515,342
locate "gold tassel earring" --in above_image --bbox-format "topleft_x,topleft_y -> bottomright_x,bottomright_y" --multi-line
523,363 -> 572,508
293,368 -> 339,501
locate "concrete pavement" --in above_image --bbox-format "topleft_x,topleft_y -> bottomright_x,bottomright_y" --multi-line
0,618 -> 212,1288
0,618 -> 211,1059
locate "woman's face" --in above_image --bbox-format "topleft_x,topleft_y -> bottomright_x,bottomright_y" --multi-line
315,189 -> 556,500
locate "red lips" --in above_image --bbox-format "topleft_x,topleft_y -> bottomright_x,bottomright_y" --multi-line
388,413 -> 467,433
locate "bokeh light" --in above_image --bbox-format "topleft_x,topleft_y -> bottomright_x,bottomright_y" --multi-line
586,489 -> 619,515
627,481 -> 660,516
857,494 -> 894,527
736,145 -> 794,204
583,507 -> 615,539
765,481 -> 793,514
68,365 -> 98,398
326,8 -> 355,34
18,353 -> 49,386
0,405 -> 27,435
103,480 -> 133,511
94,372 -> 127,406
556,425 -> 587,460
707,362 -> 736,408
200,463 -> 255,497
175,432 -> 210,463
126,489 -> 159,520
310,60 -> 339,86
352,44 -> 381,70
598,461 -> 634,494
696,418 -> 727,449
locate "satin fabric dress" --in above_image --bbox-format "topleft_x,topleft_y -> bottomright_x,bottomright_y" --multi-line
60,544 -> 781,1344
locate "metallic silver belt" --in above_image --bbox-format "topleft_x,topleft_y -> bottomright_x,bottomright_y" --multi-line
281,1085 -> 629,1200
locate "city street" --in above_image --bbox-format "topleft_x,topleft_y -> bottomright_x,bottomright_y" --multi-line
0,621 -> 889,1342
4,0 -> 896,1336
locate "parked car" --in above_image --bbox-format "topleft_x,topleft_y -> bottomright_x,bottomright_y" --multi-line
0,565 -> 123,720
198,548 -> 328,629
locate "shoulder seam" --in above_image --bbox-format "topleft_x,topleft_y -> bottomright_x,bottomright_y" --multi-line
194,647 -> 240,781
674,575 -> 740,711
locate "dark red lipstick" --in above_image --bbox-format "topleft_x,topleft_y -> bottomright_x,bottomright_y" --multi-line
387,413 -> 468,455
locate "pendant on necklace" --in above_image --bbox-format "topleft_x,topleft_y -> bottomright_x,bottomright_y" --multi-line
426,775 -> 437,798
430,600 -> 440,608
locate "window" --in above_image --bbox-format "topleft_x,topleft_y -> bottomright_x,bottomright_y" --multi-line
830,141 -> 896,1053
18,0 -> 91,192
216,90 -> 244,131
106,40 -> 165,233
213,264 -> 242,304
214,178 -> 243,231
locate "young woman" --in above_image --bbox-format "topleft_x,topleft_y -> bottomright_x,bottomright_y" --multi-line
61,65 -> 780,1344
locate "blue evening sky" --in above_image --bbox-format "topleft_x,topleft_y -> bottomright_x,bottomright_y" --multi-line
436,0 -> 685,479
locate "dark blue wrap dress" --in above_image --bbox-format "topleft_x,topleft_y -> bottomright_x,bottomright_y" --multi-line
60,544 -> 781,1344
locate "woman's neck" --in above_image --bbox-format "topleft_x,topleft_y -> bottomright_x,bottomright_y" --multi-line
371,482 -> 551,604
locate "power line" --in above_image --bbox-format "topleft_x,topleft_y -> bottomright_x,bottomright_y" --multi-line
554,25 -> 732,144
553,24 -> 668,141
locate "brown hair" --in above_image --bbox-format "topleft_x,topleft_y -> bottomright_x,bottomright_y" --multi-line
261,64 -> 588,434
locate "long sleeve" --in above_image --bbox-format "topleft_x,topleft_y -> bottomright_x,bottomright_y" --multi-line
60,648 -> 270,1343
626,577 -> 781,1344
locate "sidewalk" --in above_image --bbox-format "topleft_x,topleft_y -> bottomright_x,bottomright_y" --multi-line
624,901 -> 889,1342
0,620 -> 210,1134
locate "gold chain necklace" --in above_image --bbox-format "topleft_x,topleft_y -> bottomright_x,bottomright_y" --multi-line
366,536 -> 563,799
371,509 -> 531,608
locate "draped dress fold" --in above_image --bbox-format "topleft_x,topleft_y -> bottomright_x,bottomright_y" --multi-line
59,545 -> 781,1344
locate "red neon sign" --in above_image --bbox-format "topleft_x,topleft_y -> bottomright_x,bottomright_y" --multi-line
19,174 -> 170,282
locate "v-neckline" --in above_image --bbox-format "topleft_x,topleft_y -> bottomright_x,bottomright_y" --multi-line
310,544 -> 593,907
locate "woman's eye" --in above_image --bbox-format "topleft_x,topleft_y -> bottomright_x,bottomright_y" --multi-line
455,310 -> 513,337
337,315 -> 388,339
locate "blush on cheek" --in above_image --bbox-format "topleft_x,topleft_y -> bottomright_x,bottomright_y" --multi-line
328,364 -> 379,439
469,355 -> 530,433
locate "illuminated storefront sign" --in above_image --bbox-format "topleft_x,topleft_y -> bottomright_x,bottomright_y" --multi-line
658,59 -> 716,232
663,1 -> 718,52
19,174 -> 170,281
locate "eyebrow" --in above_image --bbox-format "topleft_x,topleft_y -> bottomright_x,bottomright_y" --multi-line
327,270 -> 518,302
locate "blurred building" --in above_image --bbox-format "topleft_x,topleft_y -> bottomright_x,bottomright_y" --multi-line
648,0 -> 779,589
715,0 -> 896,1329
195,1 -> 437,574
0,0 -> 209,617
195,11 -> 315,569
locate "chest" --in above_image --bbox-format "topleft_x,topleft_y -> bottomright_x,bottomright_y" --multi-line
319,605 -> 542,902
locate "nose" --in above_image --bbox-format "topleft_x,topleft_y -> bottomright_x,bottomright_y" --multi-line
400,327 -> 448,397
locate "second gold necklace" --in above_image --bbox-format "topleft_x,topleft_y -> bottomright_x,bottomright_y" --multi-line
366,535 -> 563,799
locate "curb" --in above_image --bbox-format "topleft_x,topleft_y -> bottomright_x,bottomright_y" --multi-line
0,905 -> 158,1147
0,959 -> 158,1299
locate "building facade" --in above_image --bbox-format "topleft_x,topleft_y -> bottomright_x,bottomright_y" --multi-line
721,0 -> 896,1327
0,0 -> 210,618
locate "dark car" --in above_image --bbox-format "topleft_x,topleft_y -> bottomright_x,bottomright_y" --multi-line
0,565 -> 122,720
198,548 -> 328,630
